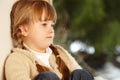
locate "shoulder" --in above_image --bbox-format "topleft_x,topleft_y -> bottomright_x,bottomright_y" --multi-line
53,45 -> 74,59
5,48 -> 35,66
53,45 -> 68,54
6,48 -> 29,60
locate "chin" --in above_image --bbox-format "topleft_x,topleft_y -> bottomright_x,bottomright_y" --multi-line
45,43 -> 52,48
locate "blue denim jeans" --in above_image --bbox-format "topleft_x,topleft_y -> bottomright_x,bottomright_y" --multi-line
69,69 -> 94,80
35,69 -> 94,80
35,71 -> 60,80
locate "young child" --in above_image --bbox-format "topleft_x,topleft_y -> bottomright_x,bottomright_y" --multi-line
5,0 -> 95,80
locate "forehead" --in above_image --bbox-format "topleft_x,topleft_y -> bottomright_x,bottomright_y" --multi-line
31,3 -> 56,22
40,9 -> 50,21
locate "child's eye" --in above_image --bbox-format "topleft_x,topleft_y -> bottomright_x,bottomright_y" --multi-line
42,23 -> 47,26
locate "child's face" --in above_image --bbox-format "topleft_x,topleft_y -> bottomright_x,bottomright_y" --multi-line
20,20 -> 55,52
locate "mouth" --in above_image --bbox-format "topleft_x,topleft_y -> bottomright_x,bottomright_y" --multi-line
46,36 -> 53,39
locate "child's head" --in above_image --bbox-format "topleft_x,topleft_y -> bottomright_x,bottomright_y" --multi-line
11,0 -> 57,48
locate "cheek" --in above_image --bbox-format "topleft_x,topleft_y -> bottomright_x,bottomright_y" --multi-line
53,33 -> 55,38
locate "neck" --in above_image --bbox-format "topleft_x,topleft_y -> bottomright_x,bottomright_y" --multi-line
23,43 -> 47,53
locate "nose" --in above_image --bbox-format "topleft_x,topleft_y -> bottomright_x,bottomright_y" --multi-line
49,26 -> 54,33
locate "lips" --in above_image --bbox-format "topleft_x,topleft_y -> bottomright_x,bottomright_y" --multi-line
46,36 -> 53,39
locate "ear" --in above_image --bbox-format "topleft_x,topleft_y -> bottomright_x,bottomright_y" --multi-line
19,25 -> 29,36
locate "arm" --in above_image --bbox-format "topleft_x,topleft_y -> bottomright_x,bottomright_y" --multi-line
5,53 -> 31,80
55,45 -> 82,72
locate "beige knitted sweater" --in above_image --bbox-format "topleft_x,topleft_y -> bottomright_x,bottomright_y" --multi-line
5,45 -> 82,80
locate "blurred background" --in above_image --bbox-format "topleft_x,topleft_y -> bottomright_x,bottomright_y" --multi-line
52,0 -> 120,80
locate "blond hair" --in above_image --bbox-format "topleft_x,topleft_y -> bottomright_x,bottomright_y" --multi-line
10,0 -> 56,48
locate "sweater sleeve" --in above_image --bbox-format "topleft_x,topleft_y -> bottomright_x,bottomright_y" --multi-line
5,53 -> 31,80
55,45 -> 82,72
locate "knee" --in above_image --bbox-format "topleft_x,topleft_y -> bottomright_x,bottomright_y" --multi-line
72,69 -> 92,75
71,69 -> 94,80
35,71 -> 60,80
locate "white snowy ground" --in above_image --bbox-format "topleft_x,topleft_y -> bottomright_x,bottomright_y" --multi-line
96,62 -> 120,80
